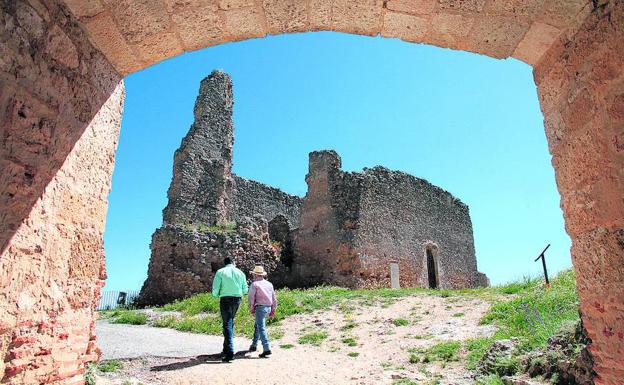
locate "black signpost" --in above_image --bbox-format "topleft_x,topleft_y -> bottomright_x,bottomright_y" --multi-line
534,244 -> 551,288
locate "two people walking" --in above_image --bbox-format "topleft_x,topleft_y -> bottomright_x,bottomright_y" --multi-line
212,257 -> 277,362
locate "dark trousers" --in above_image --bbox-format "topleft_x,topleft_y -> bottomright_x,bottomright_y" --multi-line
220,296 -> 241,356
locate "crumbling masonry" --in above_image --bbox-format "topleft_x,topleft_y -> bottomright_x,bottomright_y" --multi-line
138,72 -> 301,305
138,71 -> 487,305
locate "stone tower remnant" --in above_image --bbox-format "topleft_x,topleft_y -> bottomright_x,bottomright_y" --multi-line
139,70 -> 487,306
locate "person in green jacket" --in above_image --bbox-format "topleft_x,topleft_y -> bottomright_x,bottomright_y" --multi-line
212,257 -> 248,362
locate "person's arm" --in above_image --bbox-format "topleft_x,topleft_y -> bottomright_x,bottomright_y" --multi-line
269,284 -> 277,317
240,271 -> 249,295
248,283 -> 256,313
211,271 -> 221,298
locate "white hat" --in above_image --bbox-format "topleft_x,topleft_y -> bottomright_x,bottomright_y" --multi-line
250,265 -> 267,276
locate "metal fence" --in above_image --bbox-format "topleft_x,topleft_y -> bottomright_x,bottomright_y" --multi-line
97,290 -> 140,311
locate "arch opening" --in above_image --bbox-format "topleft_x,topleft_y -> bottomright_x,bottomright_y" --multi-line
1,1 -> 623,384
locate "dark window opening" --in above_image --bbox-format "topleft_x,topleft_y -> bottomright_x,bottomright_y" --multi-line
426,248 -> 438,289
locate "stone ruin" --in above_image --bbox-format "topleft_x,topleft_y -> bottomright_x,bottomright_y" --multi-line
137,71 -> 302,305
293,150 -> 489,289
138,70 -> 487,305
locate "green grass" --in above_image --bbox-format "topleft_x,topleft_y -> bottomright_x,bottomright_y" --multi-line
452,312 -> 465,317
298,331 -> 328,346
465,337 -> 495,370
341,337 -> 358,347
97,359 -> 122,373
410,341 -> 461,364
110,311 -> 147,325
347,352 -> 359,358
392,318 -> 409,326
476,374 -> 505,385
85,363 -> 96,385
480,269 -> 579,351
392,379 -> 419,385
280,344 -> 294,349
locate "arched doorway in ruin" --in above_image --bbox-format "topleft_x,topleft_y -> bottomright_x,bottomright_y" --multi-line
1,1 -> 622,384
424,244 -> 440,289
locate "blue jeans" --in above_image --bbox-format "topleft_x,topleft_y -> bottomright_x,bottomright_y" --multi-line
220,296 -> 241,356
251,305 -> 271,351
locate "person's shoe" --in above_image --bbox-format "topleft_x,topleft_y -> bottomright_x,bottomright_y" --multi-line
259,350 -> 272,358
248,345 -> 257,352
221,354 -> 234,363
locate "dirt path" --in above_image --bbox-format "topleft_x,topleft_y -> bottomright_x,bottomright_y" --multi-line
97,294 -> 497,385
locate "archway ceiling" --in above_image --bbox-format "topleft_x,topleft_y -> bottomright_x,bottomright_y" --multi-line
60,0 -> 592,76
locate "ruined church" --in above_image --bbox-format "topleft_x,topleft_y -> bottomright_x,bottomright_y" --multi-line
138,70 -> 487,305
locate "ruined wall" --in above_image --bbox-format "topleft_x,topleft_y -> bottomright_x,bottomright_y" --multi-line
292,150 -> 359,287
162,70 -> 233,227
535,2 -> 624,384
355,167 -> 482,289
138,216 -> 281,306
230,175 -> 302,227
293,151 -> 486,289
0,1 -> 123,382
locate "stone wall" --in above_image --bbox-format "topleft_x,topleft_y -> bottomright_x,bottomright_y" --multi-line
162,71 -> 233,227
534,2 -> 624,383
138,216 -> 281,306
0,1 -> 123,382
293,150 -> 486,289
230,175 -> 302,227
292,150 -> 354,286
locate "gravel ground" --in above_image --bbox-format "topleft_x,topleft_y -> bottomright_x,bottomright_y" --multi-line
96,320 -> 250,360
95,294 -> 500,385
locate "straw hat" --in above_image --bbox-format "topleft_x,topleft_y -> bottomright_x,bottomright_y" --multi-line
250,265 -> 267,276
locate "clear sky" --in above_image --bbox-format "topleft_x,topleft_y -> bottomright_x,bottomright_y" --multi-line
103,31 -> 572,291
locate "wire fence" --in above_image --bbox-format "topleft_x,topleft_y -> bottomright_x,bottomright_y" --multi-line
97,290 -> 140,311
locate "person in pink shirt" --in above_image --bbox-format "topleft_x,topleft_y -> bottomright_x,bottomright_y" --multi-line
248,265 -> 277,357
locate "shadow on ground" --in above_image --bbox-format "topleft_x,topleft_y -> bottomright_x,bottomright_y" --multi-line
151,350 -> 255,371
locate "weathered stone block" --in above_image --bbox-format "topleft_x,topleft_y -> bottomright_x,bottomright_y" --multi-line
513,22 -> 560,65
262,0 -> 308,34
332,0 -> 383,36
438,0 -> 487,13
171,4 -> 226,51
382,11 -> 428,42
467,15 -> 530,58
223,6 -> 266,40
308,0 -> 332,31
386,0 -> 436,15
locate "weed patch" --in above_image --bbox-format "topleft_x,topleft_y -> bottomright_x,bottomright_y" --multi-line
298,331 -> 328,346
393,318 -> 409,326
98,360 -> 122,373
110,311 -> 147,325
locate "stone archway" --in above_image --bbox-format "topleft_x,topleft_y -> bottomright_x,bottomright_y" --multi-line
1,1 -> 622,384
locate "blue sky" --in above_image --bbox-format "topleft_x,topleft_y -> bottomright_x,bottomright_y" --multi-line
103,31 -> 571,291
